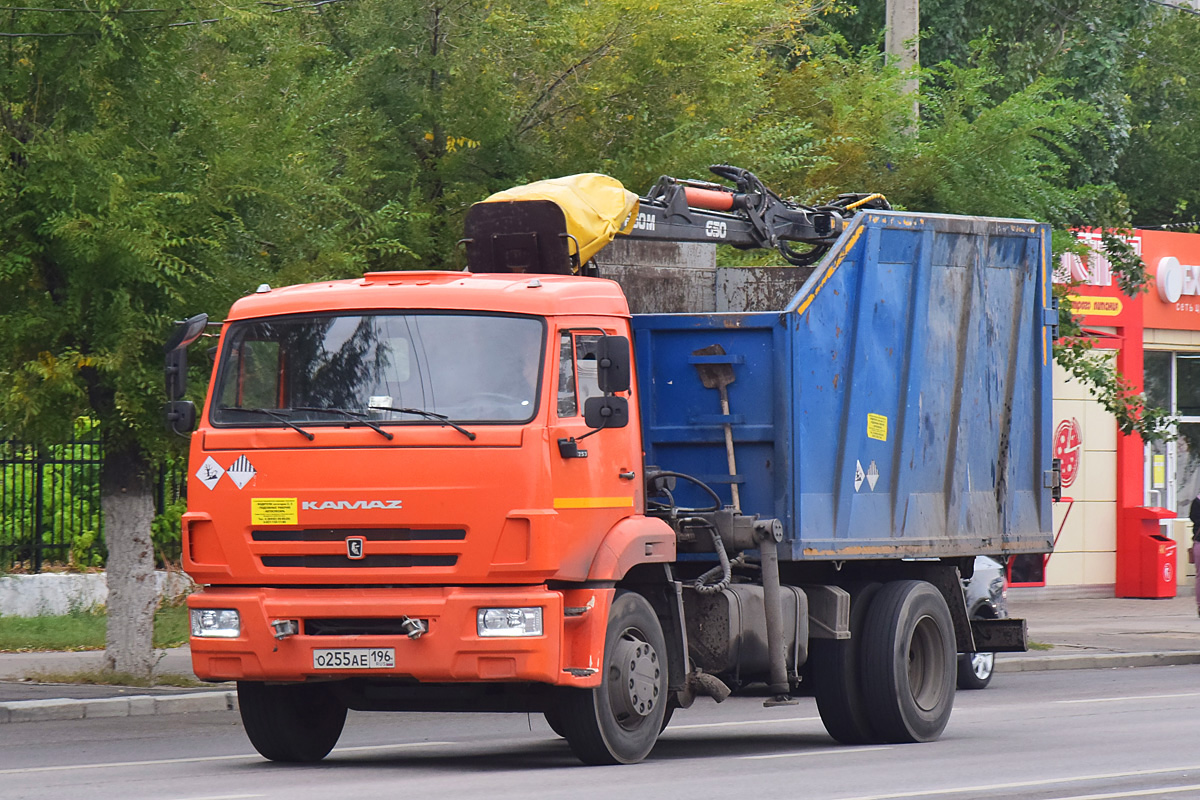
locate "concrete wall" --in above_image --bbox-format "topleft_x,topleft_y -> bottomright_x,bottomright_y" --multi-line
1050,358 -> 1119,589
0,572 -> 196,617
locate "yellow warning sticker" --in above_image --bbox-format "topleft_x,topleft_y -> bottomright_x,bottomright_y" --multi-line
867,413 -> 888,442
251,498 -> 298,526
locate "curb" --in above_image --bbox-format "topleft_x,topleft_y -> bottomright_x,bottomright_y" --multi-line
5,652 -> 1200,724
0,690 -> 237,724
996,651 -> 1200,673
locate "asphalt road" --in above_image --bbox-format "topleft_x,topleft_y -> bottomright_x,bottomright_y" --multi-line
4,666 -> 1200,800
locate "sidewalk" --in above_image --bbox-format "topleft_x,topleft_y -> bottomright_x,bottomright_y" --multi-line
1,592 -> 1198,723
999,592 -> 1200,671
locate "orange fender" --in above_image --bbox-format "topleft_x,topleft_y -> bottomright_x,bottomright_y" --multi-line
585,515 -> 676,582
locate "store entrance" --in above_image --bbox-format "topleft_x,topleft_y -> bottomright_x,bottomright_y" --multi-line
1143,353 -> 1200,518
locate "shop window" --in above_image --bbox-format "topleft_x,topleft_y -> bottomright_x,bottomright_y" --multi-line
1177,356 -> 1200,417
1144,351 -> 1171,411
1176,422 -> 1200,517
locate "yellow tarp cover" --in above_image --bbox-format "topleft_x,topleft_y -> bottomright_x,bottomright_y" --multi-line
482,173 -> 640,265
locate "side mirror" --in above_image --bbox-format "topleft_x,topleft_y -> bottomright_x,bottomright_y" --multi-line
165,400 -> 197,434
164,313 -> 209,426
164,313 -> 209,353
165,349 -> 188,401
164,313 -> 209,401
595,335 -> 631,393
584,396 -> 629,430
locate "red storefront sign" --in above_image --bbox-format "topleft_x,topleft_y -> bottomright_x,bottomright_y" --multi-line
1141,230 -> 1200,329
1057,230 -> 1140,328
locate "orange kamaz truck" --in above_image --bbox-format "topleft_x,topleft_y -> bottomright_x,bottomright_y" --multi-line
165,166 -> 1055,765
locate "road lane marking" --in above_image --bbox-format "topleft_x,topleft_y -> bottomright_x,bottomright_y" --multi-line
1056,692 -> 1200,705
670,716 -> 821,731
741,746 -> 891,760
1042,785 -> 1200,800
826,764 -> 1200,800
0,741 -> 453,776
169,795 -> 265,800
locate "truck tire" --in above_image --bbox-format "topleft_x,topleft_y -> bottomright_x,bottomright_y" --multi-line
549,701 -> 669,738
238,681 -> 347,762
810,582 -> 880,745
543,707 -> 568,738
559,590 -> 668,765
860,580 -> 956,743
956,651 -> 995,690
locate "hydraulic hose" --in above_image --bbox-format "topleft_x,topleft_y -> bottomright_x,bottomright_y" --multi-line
646,470 -> 723,513
689,523 -> 732,595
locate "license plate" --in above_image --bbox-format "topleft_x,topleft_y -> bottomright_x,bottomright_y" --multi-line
312,648 -> 395,670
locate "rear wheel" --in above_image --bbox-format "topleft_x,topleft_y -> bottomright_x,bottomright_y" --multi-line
559,591 -> 668,765
860,580 -> 956,743
810,582 -> 881,745
957,651 -> 995,690
237,681 -> 347,762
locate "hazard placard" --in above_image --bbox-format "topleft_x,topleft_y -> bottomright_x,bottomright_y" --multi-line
867,413 -> 888,442
251,498 -> 297,526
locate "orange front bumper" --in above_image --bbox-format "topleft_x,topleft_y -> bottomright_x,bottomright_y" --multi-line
187,585 -> 611,688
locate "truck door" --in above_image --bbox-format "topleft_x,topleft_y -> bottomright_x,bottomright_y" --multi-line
549,326 -> 643,578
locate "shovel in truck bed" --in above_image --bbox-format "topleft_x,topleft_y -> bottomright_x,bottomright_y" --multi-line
692,344 -> 741,513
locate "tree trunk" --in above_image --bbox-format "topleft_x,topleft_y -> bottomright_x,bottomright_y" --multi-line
102,442 -> 158,679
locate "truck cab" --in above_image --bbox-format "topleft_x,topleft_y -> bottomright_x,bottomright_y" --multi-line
183,272 -> 675,749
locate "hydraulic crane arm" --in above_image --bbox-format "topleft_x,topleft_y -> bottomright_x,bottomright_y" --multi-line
629,165 -> 888,267
462,164 -> 888,274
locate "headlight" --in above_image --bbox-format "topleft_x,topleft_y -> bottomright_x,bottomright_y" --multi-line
190,608 -> 241,638
477,607 -> 543,637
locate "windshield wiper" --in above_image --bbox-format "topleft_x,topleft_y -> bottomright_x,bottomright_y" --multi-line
290,406 -> 394,441
368,405 -> 477,441
226,407 -> 315,441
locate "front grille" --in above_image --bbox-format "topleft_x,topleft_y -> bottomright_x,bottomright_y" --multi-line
252,528 -> 466,542
305,618 -> 428,636
260,554 -> 458,569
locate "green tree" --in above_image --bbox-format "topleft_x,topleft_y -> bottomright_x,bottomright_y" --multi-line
0,1 -> 401,675
302,0 -> 837,266
1121,6 -> 1200,228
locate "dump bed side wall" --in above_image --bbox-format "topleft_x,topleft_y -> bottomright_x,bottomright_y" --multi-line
632,211 -> 1055,560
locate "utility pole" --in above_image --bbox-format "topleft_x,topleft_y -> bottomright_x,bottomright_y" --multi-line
885,0 -> 919,123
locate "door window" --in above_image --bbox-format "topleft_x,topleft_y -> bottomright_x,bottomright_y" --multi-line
556,331 -> 603,418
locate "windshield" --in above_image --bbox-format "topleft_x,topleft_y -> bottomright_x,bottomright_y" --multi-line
211,312 -> 544,426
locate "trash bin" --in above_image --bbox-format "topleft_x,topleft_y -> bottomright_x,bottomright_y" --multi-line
1116,507 -> 1178,598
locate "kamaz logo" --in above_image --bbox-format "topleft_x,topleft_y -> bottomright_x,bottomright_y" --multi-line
301,500 -> 403,510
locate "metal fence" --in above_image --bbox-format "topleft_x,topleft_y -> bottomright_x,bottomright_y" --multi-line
0,435 -> 185,573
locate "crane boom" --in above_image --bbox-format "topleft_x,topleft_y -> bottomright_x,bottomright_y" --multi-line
463,164 -> 887,274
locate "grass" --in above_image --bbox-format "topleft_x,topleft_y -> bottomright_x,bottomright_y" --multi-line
0,604 -> 190,652
26,668 -> 204,688
1028,641 -> 1055,651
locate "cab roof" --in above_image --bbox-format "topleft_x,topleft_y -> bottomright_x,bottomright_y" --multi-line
225,271 -> 631,321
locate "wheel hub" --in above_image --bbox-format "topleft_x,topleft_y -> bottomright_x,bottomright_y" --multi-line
610,632 -> 661,722
970,651 -> 994,679
908,614 -> 947,711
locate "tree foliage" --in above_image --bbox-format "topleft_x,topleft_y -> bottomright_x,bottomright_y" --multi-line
2,0 -> 1195,472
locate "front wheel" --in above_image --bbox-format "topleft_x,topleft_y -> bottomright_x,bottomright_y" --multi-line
559,591 -> 668,765
238,681 -> 347,762
957,651 -> 995,690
